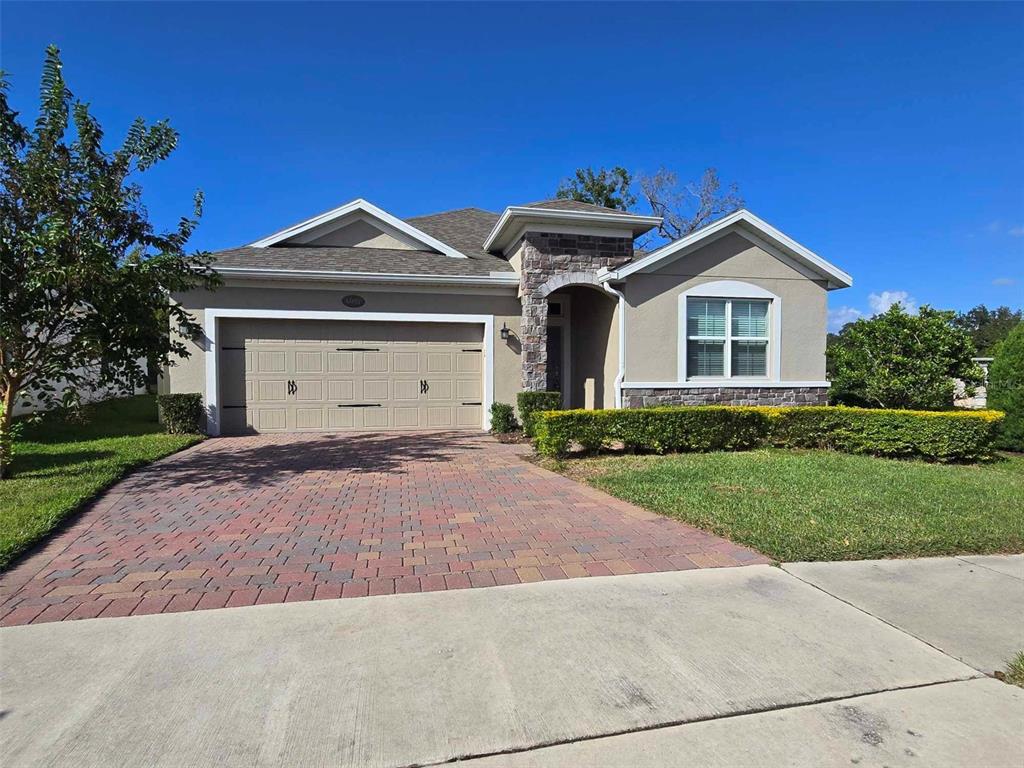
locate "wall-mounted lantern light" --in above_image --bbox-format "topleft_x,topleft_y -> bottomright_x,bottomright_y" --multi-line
500,322 -> 510,341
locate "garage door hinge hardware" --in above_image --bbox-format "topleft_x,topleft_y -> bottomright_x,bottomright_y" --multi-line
462,348 -> 482,352
340,403 -> 382,408
462,402 -> 482,406
336,347 -> 380,352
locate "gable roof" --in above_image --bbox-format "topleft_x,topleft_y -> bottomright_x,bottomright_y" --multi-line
604,209 -> 853,290
247,198 -> 469,259
405,208 -> 500,261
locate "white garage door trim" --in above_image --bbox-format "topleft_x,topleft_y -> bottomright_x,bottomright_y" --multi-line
203,309 -> 494,436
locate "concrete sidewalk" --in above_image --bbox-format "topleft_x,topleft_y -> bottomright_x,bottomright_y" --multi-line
784,555 -> 1024,674
1,562 -> 1020,767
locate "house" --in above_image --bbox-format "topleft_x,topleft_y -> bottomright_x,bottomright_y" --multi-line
163,199 -> 852,435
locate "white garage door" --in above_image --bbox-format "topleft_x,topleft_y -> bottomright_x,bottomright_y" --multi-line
219,319 -> 484,434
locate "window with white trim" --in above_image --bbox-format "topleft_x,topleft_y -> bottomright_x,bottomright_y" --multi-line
686,298 -> 770,378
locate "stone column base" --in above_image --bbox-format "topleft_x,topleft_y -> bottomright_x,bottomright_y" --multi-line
622,386 -> 830,408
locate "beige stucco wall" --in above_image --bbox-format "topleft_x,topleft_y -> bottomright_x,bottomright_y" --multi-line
565,287 -> 618,409
304,218 -> 418,250
166,280 -> 524,408
622,232 -> 829,383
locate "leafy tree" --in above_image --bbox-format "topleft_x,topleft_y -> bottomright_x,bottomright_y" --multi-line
555,166 -> 635,210
0,46 -> 219,477
828,304 -> 983,410
987,323 -> 1024,450
953,305 -> 1022,356
637,167 -> 743,240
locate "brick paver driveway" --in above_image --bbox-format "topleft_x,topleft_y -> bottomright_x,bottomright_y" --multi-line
0,432 -> 767,626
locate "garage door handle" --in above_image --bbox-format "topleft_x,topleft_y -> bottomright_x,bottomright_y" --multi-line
340,403 -> 382,408
336,347 -> 380,352
462,402 -> 482,406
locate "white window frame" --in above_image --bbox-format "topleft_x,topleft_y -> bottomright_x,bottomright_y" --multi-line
678,281 -> 782,384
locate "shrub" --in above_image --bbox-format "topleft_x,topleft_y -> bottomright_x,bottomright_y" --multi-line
987,324 -> 1024,451
157,393 -> 205,434
534,405 -> 1002,463
517,391 -> 562,437
489,402 -> 519,433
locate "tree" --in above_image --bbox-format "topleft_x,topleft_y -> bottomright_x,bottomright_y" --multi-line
555,166 -> 635,210
828,304 -> 983,410
987,323 -> 1024,450
0,46 -> 219,477
637,167 -> 743,240
953,305 -> 1023,356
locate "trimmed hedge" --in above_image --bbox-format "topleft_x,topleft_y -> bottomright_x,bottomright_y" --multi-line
157,393 -> 205,435
489,402 -> 519,433
534,405 -> 1004,463
517,391 -> 562,437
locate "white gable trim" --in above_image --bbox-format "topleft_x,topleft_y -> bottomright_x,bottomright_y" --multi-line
248,199 -> 469,259
483,206 -> 662,253
605,209 -> 853,289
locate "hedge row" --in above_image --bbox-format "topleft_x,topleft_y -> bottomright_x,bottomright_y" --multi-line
534,405 -> 1004,462
517,391 -> 562,437
157,393 -> 205,435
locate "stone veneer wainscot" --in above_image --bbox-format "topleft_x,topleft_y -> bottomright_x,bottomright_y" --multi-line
622,386 -> 830,408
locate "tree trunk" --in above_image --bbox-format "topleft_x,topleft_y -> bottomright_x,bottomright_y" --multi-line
0,384 -> 16,480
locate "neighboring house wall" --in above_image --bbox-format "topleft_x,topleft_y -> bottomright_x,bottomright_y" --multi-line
168,281 -> 524,409
13,363 -> 147,416
954,358 -> 992,409
621,232 -> 829,406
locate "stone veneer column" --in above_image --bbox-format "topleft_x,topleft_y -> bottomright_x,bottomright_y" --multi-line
519,232 -> 633,391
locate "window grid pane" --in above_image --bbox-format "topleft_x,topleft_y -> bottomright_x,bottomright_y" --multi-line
732,340 -> 768,377
687,341 -> 725,377
687,299 -> 726,338
731,300 -> 769,338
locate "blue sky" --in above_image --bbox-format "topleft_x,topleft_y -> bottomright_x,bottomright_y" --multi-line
3,2 -> 1022,328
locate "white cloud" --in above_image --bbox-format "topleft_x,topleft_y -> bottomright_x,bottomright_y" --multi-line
868,290 -> 917,315
1009,225 -> 1024,238
985,220 -> 1024,237
828,306 -> 863,332
993,277 -> 1018,286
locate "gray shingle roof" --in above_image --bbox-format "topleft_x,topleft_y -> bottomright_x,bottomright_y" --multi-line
210,201 -> 637,278
212,245 -> 513,276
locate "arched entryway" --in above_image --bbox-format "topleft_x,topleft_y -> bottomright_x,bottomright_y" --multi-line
542,283 -> 618,409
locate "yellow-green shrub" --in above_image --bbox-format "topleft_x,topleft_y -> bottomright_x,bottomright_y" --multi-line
533,405 -> 1003,463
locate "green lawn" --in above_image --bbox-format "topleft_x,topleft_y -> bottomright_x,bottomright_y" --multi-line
0,395 -> 202,571
547,449 -> 1024,562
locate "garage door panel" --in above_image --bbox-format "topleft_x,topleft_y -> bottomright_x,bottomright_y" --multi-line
393,352 -> 419,372
426,353 -> 452,372
426,380 -> 453,401
456,380 -> 481,400
394,407 -> 420,427
456,352 -> 481,373
327,352 -> 354,372
257,351 -> 286,373
295,408 -> 324,430
256,408 -> 287,431
363,352 -> 389,373
394,380 -> 420,401
295,380 -> 323,400
362,408 -> 388,428
259,380 -> 287,401
328,380 -> 355,401
221,319 -> 483,434
457,406 -> 481,427
295,351 -> 323,373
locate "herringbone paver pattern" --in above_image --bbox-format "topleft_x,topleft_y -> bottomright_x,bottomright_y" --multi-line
0,432 -> 767,626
